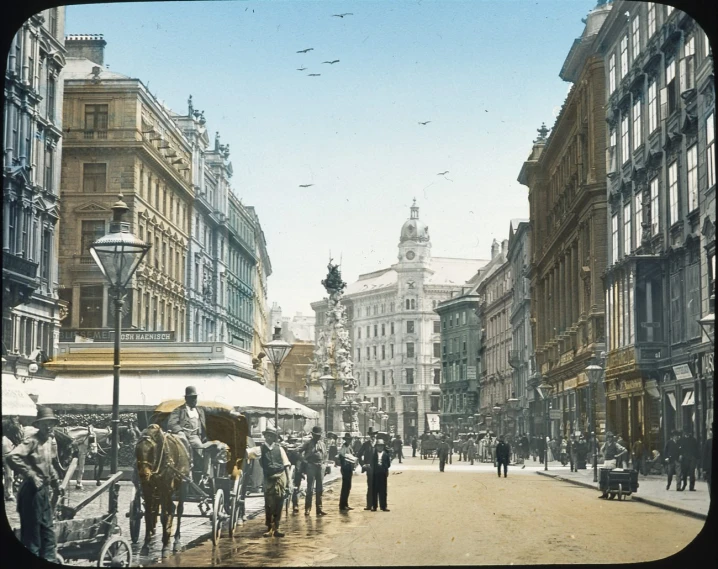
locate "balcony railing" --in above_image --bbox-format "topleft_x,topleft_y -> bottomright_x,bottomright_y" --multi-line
3,251 -> 39,279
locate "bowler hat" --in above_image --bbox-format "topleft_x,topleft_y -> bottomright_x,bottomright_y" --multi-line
263,424 -> 278,436
343,432 -> 353,441
312,426 -> 322,435
33,406 -> 58,425
184,385 -> 198,397
367,427 -> 376,436
376,438 -> 386,445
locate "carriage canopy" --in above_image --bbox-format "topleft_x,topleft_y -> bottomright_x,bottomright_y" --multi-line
151,400 -> 249,478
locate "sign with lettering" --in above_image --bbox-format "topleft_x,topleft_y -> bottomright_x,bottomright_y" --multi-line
59,329 -> 176,342
549,409 -> 562,420
426,413 -> 441,431
672,364 -> 693,381
467,366 -> 477,380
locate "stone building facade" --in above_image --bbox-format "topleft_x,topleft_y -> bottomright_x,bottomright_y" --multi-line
597,2 -> 714,449
313,202 -> 488,440
519,1 -> 610,441
507,219 -> 534,437
3,7 -> 66,374
248,206 -> 272,362
58,36 -> 193,339
477,240 -> 514,435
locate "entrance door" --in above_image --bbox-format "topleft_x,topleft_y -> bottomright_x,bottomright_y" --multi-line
620,397 -> 630,442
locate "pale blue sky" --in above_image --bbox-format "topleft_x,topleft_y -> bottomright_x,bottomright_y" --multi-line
63,0 -> 596,317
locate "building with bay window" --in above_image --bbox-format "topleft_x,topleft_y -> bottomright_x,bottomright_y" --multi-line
3,8 -> 67,378
598,1 -> 714,449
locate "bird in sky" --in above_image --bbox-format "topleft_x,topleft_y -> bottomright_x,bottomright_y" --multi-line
297,67 -> 307,71
297,48 -> 314,53
299,184 -> 314,188
332,13 -> 353,18
437,171 -> 449,176
322,60 -> 340,64
418,121 -> 431,125
308,73 -> 321,77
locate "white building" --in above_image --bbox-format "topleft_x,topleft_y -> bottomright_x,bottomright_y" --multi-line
313,201 -> 489,440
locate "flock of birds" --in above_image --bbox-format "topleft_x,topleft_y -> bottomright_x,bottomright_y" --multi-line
294,12 -> 448,189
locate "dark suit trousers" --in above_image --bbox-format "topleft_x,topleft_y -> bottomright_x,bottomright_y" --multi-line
339,468 -> 352,509
680,457 -> 696,489
497,459 -> 508,476
372,472 -> 388,510
304,463 -> 323,511
18,481 -> 56,561
439,457 -> 446,472
364,467 -> 374,508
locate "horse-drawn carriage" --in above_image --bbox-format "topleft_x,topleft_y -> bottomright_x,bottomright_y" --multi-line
128,399 -> 248,557
420,434 -> 441,459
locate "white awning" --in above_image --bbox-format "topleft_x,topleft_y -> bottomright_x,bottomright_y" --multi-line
2,372 -> 38,417
32,371 -> 318,419
681,390 -> 695,407
667,392 -> 676,410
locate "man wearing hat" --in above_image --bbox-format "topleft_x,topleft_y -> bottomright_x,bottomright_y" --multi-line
600,431 -> 627,471
370,437 -> 392,511
299,425 -> 327,516
167,386 -> 212,484
258,425 -> 292,537
7,406 -> 62,561
358,428 -> 377,509
338,433 -> 357,511
436,434 -> 450,472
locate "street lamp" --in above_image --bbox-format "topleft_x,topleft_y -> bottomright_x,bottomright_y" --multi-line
585,364 -> 603,483
263,326 -> 293,431
319,367 -> 335,434
537,380 -> 552,471
698,311 -> 715,343
359,397 -> 370,435
89,194 -> 150,475
369,403 -> 378,433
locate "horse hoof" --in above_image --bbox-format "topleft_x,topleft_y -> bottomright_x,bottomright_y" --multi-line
140,546 -> 150,557
173,540 -> 183,552
162,547 -> 171,559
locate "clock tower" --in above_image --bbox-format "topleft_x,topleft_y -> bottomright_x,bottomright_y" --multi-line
398,199 -> 431,265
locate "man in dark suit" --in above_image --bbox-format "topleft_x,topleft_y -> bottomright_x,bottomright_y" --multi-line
496,435 -> 511,478
358,428 -> 377,510
167,386 -> 212,483
371,438 -> 391,511
679,430 -> 700,491
664,430 -> 682,491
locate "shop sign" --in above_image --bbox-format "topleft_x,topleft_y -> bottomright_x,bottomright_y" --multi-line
60,329 -> 176,342
672,364 -> 693,381
549,409 -> 562,420
621,378 -> 643,392
467,366 -> 477,380
564,377 -> 578,390
702,353 -> 714,377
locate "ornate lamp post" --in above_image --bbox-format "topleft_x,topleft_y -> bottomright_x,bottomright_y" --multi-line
585,364 -> 603,483
536,380 -> 552,471
358,397 -> 370,435
263,326 -> 293,430
89,195 -> 150,476
369,403 -> 378,433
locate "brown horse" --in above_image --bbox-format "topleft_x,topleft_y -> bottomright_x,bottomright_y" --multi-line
135,424 -> 190,558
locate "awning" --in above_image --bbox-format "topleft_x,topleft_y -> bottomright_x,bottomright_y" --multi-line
32,371 -> 318,419
2,372 -> 38,417
681,390 -> 695,407
667,392 -> 676,410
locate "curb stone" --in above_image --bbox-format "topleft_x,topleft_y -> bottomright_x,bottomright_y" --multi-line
535,470 -> 707,521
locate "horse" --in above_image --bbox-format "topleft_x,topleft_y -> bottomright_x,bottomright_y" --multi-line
135,424 -> 191,559
58,424 -> 140,488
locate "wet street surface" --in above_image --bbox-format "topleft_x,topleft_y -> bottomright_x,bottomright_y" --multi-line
154,458 -> 706,567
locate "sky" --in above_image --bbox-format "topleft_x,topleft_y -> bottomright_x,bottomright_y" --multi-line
61,0 -> 597,317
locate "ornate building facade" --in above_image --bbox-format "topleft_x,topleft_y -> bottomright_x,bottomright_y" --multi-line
519,1 -> 610,442
248,205 -> 271,363
58,36 -> 193,339
314,201 -> 489,440
597,2 -> 714,448
3,7 -> 66,375
477,240 -> 514,435
507,219 -> 534,437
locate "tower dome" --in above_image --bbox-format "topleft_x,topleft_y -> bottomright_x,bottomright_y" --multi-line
399,199 -> 430,243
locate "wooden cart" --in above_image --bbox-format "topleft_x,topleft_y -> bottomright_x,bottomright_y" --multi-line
599,468 -> 639,500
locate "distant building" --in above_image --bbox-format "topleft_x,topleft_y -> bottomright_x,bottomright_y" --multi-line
507,219 -> 533,437
313,201 -> 489,440
476,240 -> 513,436
3,7 -> 67,377
268,302 -> 316,343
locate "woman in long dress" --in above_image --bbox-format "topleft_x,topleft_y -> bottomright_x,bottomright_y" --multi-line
546,436 -> 555,462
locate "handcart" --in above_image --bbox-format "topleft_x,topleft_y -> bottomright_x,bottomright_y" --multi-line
599,468 -> 639,500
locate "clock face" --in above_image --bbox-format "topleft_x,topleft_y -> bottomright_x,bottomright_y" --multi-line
406,250 -> 416,260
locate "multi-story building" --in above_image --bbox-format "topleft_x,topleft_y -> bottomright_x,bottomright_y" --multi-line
58,35 -> 193,339
477,240 -> 514,435
314,201 -> 489,440
248,205 -> 272,361
268,302 -> 316,343
507,219 -> 534,437
3,7 -> 67,377
434,275 -> 482,437
519,1 -> 611,442
597,2 -> 714,449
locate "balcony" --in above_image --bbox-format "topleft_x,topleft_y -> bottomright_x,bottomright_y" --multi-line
508,350 -> 521,368
3,251 -> 39,281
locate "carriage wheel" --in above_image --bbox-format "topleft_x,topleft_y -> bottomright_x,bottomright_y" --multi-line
97,536 -> 132,567
128,492 -> 143,544
617,483 -> 623,501
228,475 -> 242,538
211,489 -> 225,545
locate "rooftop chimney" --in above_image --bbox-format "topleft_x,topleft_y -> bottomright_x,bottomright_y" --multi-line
501,239 -> 509,257
491,239 -> 500,259
65,34 -> 106,66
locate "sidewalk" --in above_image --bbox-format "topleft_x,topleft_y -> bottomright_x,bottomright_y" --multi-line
536,466 -> 711,520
